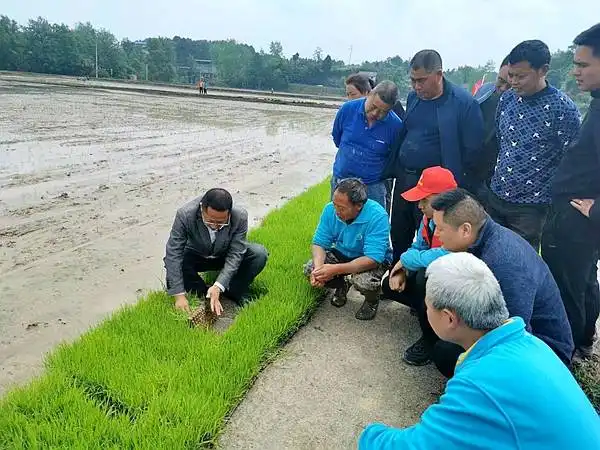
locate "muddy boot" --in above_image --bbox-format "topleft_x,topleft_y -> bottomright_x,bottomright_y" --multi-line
331,279 -> 350,307
355,293 -> 379,320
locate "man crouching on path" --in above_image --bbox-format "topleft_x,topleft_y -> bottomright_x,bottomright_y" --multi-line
359,253 -> 600,450
305,178 -> 392,320
164,188 -> 268,315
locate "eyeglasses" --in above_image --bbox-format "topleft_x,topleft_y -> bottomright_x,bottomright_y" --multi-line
201,211 -> 230,231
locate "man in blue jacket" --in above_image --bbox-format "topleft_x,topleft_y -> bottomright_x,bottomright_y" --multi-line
305,178 -> 392,320
332,81 -> 403,210
381,166 -> 456,365
428,189 -> 574,376
387,49 -> 484,261
359,253 -> 600,450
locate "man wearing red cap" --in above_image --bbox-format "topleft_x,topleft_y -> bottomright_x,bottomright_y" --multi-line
382,166 -> 457,366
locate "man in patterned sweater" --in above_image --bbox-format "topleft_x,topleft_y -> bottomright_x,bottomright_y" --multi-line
486,40 -> 581,249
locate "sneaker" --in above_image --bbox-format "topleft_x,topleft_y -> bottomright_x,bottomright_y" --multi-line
403,336 -> 433,366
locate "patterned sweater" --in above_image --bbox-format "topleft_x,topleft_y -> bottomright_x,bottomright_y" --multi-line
490,86 -> 581,204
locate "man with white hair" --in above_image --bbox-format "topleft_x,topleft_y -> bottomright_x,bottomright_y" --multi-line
359,253 -> 600,450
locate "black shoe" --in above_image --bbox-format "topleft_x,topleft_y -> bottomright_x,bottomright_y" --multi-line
331,280 -> 349,307
355,298 -> 379,320
403,336 -> 432,366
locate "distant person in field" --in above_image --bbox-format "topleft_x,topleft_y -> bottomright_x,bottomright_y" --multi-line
197,78 -> 205,95
386,49 -> 485,262
305,178 -> 392,320
359,253 -> 600,450
332,80 -> 403,210
469,56 -> 510,199
485,40 -> 581,250
164,188 -> 268,316
380,166 -> 457,366
543,23 -> 600,361
203,79 -> 208,94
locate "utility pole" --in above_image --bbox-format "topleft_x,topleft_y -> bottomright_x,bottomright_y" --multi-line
95,34 -> 98,79
145,64 -> 149,81
348,45 -> 353,66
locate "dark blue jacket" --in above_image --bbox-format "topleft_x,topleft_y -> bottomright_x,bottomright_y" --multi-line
470,218 -> 574,364
384,79 -> 484,186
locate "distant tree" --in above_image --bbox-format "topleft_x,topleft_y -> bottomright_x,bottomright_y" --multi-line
269,41 -> 283,58
313,47 -> 323,61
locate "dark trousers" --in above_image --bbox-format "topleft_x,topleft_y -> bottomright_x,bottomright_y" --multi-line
390,172 -> 423,261
177,242 -> 268,303
542,204 -> 600,349
381,270 -> 464,378
483,187 -> 549,250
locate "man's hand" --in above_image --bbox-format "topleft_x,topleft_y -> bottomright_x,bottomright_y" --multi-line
310,272 -> 325,288
174,294 -> 191,314
207,285 -> 223,316
389,268 -> 407,292
571,198 -> 595,218
312,264 -> 340,283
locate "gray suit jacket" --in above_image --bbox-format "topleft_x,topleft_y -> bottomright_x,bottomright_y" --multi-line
164,196 -> 248,295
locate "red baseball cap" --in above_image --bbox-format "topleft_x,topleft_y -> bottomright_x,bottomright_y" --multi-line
401,166 -> 458,202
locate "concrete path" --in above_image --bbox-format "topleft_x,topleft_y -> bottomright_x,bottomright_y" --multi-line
219,290 -> 445,449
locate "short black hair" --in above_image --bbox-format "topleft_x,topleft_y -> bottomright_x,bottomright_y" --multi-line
574,23 -> 600,58
508,40 -> 551,69
500,55 -> 509,67
410,49 -> 443,73
345,73 -> 372,95
334,178 -> 368,205
430,188 -> 487,229
201,188 -> 233,212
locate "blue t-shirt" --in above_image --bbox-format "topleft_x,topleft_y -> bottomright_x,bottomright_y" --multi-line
398,95 -> 443,170
491,86 -> 581,204
332,98 -> 403,185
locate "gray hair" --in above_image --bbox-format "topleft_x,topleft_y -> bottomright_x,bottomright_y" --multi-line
371,80 -> 399,106
334,178 -> 368,205
425,253 -> 509,330
410,49 -> 443,73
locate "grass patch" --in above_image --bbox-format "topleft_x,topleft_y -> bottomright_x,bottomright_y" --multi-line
574,355 -> 600,413
0,181 -> 330,449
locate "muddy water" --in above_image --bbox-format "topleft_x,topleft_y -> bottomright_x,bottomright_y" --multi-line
0,81 -> 336,395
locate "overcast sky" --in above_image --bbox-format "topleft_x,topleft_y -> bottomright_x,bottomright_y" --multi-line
3,0 -> 599,69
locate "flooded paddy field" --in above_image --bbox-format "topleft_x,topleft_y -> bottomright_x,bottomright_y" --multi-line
0,80 -> 336,394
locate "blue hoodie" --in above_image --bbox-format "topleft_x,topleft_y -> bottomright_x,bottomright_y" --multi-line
359,317 -> 600,450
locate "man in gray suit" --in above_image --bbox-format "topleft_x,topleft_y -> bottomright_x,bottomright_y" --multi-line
164,188 -> 268,315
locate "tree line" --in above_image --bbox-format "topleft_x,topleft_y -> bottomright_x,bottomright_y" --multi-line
0,15 -> 586,106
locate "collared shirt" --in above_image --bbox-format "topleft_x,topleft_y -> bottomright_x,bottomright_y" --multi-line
491,85 -> 581,204
332,98 -> 403,185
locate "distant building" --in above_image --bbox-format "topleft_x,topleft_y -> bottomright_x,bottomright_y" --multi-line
195,59 -> 216,80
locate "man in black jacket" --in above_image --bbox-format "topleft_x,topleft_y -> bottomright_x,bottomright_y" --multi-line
542,23 -> 600,361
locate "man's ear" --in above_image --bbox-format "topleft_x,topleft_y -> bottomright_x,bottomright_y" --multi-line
443,309 -> 460,330
461,222 -> 473,237
539,64 -> 550,76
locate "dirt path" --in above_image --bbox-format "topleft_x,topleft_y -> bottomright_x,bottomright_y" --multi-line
0,81 -> 336,395
219,292 -> 444,449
